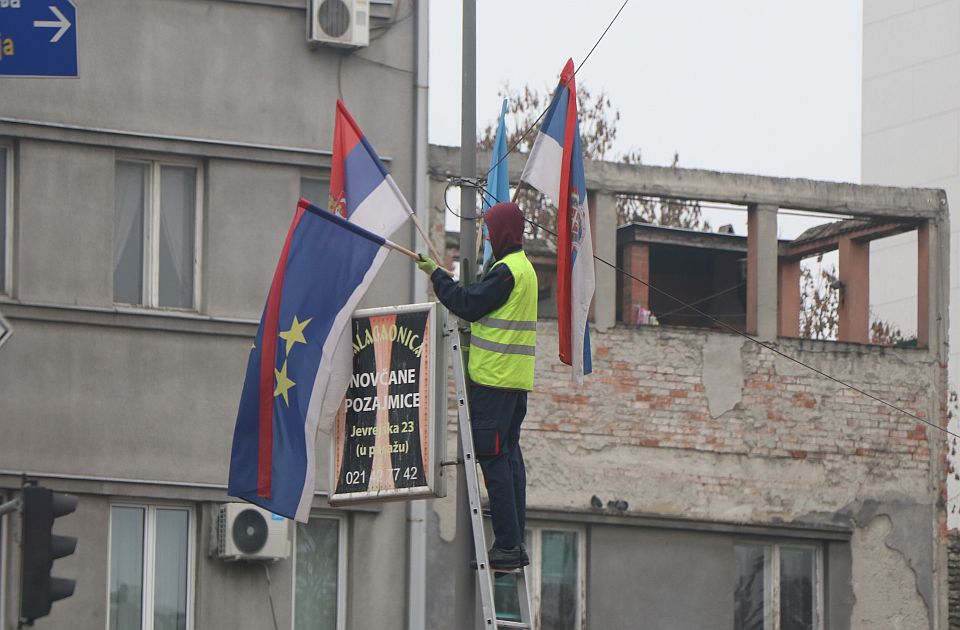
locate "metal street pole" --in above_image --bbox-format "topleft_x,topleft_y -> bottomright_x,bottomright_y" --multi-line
459,2 -> 477,287
454,0 -> 478,627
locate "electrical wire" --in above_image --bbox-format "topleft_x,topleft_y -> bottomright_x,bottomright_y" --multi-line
369,0 -> 414,42
575,0 -> 632,79
480,0 -> 633,183
436,0 -> 947,440
618,197 -> 857,222
445,176 -> 956,442
656,282 -> 745,319
262,563 -> 280,630
352,54 -> 414,74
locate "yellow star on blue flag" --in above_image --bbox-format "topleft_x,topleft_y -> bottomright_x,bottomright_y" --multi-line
279,315 -> 312,355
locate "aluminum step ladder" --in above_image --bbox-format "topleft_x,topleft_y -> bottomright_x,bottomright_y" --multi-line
448,321 -> 535,630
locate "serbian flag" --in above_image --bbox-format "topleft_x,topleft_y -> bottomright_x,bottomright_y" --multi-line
319,99 -> 416,450
520,59 -> 595,382
330,99 -> 412,236
481,99 -> 511,270
228,199 -> 391,522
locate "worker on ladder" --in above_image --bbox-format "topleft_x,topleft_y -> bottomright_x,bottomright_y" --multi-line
416,201 -> 537,570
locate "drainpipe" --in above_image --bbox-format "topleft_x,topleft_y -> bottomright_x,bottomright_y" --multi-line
408,5 -> 430,630
412,0 -> 431,304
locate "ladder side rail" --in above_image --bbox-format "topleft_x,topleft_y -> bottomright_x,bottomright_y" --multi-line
518,566 -> 534,630
449,323 -> 499,627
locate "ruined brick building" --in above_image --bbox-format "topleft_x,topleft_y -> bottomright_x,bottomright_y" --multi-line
426,146 -> 949,629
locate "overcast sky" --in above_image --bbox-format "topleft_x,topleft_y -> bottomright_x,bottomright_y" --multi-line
428,0 -> 864,186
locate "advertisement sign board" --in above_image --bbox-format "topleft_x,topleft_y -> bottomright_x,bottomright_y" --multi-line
329,302 -> 446,505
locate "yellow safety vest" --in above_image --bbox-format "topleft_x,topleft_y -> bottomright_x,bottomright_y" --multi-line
469,250 -> 538,391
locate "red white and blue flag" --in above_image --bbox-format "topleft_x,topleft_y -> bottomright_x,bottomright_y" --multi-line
228,200 -> 392,521
329,99 -> 412,236
229,102 -> 413,521
520,58 -> 595,383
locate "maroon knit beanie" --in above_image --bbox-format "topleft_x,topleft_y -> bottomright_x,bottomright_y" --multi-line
485,202 -> 525,259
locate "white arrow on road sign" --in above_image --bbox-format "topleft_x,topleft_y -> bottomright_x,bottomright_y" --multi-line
33,5 -> 71,43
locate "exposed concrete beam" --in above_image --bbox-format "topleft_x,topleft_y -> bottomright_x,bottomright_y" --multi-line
919,214 -> 950,357
781,221 -> 920,260
429,144 -> 946,220
918,223 -> 930,349
617,223 -> 748,253
591,191 -> 616,332
747,205 -> 778,340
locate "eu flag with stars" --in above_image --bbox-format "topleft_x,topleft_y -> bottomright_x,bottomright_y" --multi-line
228,198 -> 390,522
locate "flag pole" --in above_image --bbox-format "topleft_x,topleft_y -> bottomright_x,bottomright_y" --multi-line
511,181 -> 524,203
384,239 -> 421,262
386,238 -> 453,275
383,176 -> 449,269
407,210 -> 446,263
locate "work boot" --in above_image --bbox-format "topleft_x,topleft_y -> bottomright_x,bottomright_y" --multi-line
488,545 -> 529,570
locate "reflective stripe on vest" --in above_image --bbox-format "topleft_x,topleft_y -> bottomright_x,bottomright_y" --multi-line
469,250 -> 538,391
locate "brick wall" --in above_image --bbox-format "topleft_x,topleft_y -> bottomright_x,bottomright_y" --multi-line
510,323 -> 940,523
620,242 -> 649,324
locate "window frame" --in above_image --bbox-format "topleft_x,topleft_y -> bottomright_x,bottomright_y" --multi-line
527,523 -> 587,630
0,140 -> 13,296
290,511 -> 348,630
734,539 -> 824,630
113,155 -> 204,311
299,172 -> 330,210
104,502 -> 197,630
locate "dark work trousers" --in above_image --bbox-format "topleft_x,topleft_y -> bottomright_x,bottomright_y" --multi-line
469,383 -> 528,550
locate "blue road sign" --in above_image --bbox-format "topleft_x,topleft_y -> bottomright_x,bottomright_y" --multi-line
0,0 -> 78,77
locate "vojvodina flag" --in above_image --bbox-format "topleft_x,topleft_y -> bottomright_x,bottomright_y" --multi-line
520,58 -> 595,383
481,99 -> 510,270
228,201 -> 392,522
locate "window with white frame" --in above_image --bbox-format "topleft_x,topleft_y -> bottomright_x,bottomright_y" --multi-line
1,142 -> 11,295
495,525 -> 585,630
107,504 -> 194,630
734,542 -> 822,630
292,513 -> 346,630
113,159 -> 202,309
300,176 -> 330,210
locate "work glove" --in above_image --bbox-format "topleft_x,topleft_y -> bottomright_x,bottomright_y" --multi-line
417,254 -> 439,276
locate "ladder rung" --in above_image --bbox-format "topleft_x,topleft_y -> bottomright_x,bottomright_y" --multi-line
497,621 -> 531,629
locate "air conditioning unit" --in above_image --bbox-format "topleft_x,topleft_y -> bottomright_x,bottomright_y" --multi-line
309,0 -> 370,48
217,503 -> 290,562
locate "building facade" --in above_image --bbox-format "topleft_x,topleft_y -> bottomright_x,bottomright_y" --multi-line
0,2 -> 951,628
426,146 -> 950,629
0,0 -> 428,628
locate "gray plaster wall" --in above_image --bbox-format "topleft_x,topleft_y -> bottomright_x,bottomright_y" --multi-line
514,323 -> 945,628
1,0 -> 419,311
203,159 -> 303,319
588,526 -> 734,630
0,0 -> 422,626
16,141 -> 115,306
0,317 -> 247,483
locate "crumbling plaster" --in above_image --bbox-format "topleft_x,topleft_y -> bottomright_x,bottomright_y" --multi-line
431,322 -> 944,627
850,515 -> 930,630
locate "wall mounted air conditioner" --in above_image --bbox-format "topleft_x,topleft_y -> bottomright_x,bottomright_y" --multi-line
308,0 -> 370,48
217,503 -> 290,562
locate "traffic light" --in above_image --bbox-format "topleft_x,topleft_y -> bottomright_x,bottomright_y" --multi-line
19,485 -> 78,625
